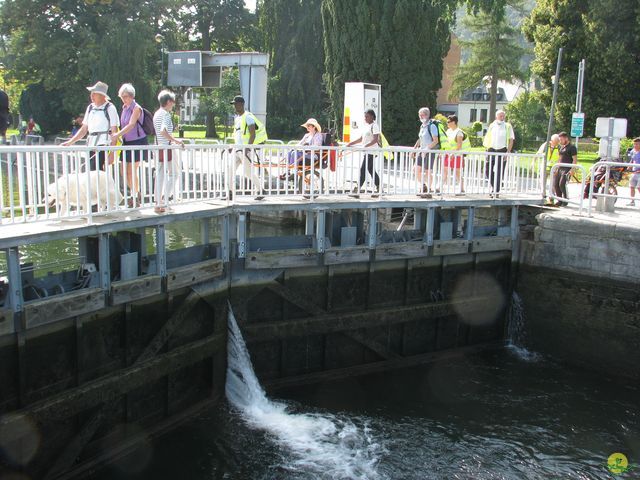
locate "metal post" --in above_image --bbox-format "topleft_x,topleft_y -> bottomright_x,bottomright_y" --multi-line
574,59 -> 585,150
98,233 -> 111,292
543,48 -> 563,199
466,207 -> 475,241
425,207 -> 435,246
201,218 -> 210,246
367,209 -> 378,250
316,210 -> 326,253
237,213 -> 247,259
156,225 -> 167,277
221,215 -> 230,263
7,248 -> 23,327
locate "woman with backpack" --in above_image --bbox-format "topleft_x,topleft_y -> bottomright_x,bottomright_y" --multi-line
112,83 -> 149,207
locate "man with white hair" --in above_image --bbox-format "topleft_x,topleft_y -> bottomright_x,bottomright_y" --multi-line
483,110 -> 514,196
413,107 -> 441,197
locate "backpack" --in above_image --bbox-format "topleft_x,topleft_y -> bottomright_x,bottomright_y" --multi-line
321,128 -> 338,170
88,102 -> 113,126
136,105 -> 155,136
428,119 -> 447,149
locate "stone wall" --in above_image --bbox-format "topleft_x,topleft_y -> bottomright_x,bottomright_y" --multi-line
521,212 -> 640,283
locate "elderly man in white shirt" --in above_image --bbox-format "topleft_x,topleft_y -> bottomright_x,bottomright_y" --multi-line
482,110 -> 515,196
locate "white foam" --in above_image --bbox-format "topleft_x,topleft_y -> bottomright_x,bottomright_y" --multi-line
225,305 -> 383,479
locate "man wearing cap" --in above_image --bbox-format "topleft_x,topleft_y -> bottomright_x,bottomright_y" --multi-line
230,95 -> 268,198
62,81 -> 119,171
482,109 -> 514,196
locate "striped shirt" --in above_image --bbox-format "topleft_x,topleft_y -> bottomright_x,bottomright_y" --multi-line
153,108 -> 173,146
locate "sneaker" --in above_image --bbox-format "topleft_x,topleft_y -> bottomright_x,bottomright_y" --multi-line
348,186 -> 360,198
254,195 -> 265,201
626,201 -> 635,206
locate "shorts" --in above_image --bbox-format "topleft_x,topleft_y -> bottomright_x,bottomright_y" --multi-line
630,172 -> 640,188
122,136 -> 148,163
444,154 -> 464,169
415,152 -> 436,170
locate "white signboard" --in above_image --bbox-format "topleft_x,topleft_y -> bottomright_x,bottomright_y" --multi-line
595,117 -> 627,138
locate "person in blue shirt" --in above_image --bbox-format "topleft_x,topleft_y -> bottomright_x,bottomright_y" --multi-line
627,137 -> 640,206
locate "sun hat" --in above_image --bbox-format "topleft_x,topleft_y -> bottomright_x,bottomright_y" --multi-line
301,118 -> 321,133
86,81 -> 110,101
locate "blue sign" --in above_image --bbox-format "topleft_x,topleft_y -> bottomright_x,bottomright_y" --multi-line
571,112 -> 585,138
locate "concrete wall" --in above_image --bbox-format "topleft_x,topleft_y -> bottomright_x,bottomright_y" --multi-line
518,212 -> 640,378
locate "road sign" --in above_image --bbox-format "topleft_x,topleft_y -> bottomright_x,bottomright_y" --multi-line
595,117 -> 627,138
570,112 -> 585,137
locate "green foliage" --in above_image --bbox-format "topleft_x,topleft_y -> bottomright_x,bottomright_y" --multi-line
180,125 -> 207,132
179,0 -> 255,51
506,89 -> 548,144
433,113 -> 449,124
451,2 -> 526,122
470,121 -> 483,134
0,0 -> 178,133
197,68 -> 240,138
259,0 -> 327,139
523,0 -> 640,135
322,0 -> 457,145
19,83 -> 72,135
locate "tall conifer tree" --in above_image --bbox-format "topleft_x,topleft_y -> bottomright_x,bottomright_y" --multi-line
321,0 -> 457,144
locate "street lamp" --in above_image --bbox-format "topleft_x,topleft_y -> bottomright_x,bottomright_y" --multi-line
155,34 -> 165,88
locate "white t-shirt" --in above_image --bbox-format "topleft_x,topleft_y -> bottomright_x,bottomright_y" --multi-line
153,109 -> 174,146
488,121 -> 514,150
361,121 -> 380,147
82,102 -> 119,146
446,127 -> 464,149
233,112 -> 255,144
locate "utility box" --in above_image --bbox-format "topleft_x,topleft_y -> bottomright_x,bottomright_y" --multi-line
342,83 -> 382,143
168,51 -> 222,88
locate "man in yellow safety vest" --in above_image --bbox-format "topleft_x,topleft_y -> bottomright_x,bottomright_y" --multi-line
231,95 -> 268,199
483,110 -> 515,196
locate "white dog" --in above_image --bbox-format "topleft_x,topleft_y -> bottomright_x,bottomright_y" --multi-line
47,171 -> 122,213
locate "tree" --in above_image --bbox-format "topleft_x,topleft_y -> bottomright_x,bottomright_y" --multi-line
451,3 -> 527,123
197,68 -> 241,138
523,0 -> 640,135
506,89 -> 548,146
258,0 -> 327,139
179,0 -> 254,52
0,0 -> 179,133
322,0 -> 457,145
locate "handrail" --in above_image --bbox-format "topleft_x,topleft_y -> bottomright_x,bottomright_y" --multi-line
548,163 -> 586,215
586,160 -> 634,217
0,143 -> 545,225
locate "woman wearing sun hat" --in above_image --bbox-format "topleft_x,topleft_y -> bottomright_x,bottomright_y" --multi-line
282,118 -> 323,179
62,81 -> 119,171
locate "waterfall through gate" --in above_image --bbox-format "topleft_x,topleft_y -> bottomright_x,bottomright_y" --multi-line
506,291 -> 540,362
225,305 -> 384,479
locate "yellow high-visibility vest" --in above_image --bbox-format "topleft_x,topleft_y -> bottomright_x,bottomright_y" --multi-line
238,111 -> 268,144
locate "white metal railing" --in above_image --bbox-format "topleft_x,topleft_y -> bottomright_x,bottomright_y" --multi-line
548,163 -> 587,214
0,143 -> 545,225
586,161 -> 636,216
